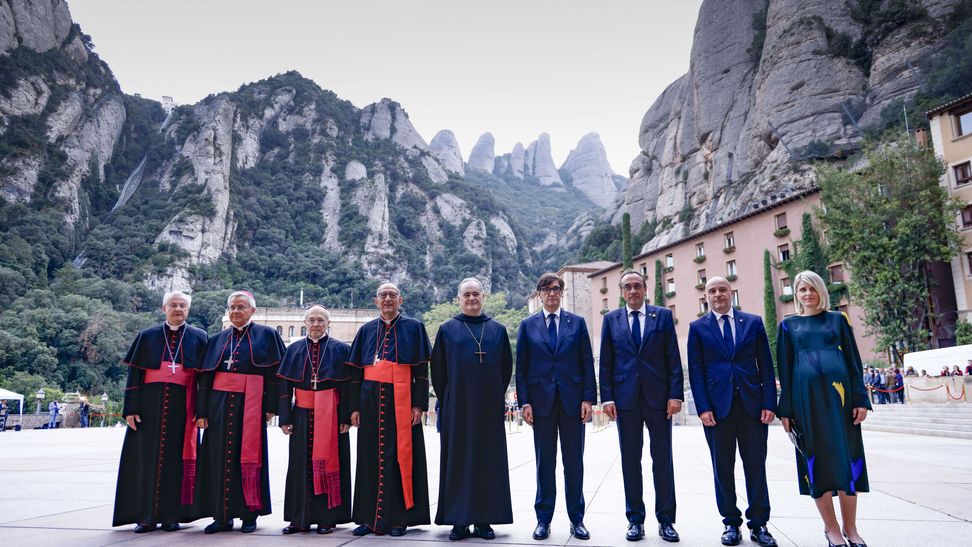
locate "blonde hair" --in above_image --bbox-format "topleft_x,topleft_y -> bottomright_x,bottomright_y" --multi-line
793,270 -> 830,314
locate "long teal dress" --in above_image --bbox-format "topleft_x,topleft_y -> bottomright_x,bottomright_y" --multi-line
776,311 -> 871,498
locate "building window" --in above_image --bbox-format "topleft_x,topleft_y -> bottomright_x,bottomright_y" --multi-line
957,109 -> 972,137
288,326 -> 295,337
781,277 -> 793,296
778,243 -> 790,262
726,260 -> 737,276
956,162 -> 972,186
276,326 -> 283,336
962,206 -> 972,228
699,298 -> 709,315
732,290 -> 740,307
697,268 -> 707,284
301,326 -> 307,336
695,242 -> 705,258
775,212 -> 788,230
966,252 -> 972,275
665,253 -> 674,268
602,298 -> 608,311
667,278 -> 676,293
640,262 -> 647,276
829,264 -> 845,283
724,231 -> 735,248
669,305 -> 677,321
601,277 -> 607,289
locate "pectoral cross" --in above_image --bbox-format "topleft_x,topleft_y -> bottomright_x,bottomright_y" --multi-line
168,362 -> 180,374
475,350 -> 486,364
311,374 -> 319,389
223,357 -> 234,370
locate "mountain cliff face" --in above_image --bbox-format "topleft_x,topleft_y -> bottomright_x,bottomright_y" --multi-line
615,0 -> 969,251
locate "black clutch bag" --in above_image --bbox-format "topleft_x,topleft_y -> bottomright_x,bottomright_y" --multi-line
787,421 -> 806,456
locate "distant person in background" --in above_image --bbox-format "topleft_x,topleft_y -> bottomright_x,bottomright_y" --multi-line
952,365 -> 964,376
940,366 -> 950,377
79,400 -> 90,428
920,370 -> 929,378
894,369 -> 904,404
965,360 -> 972,376
0,400 -> 8,432
48,400 -> 59,428
873,369 -> 887,404
904,366 -> 917,377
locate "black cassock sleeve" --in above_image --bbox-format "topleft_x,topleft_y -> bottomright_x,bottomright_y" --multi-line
430,328 -> 447,401
277,378 -> 294,426
412,358 -> 430,412
122,367 -> 144,417
500,326 -> 513,390
195,370 -> 214,420
346,365 -> 362,415
263,363 -> 280,414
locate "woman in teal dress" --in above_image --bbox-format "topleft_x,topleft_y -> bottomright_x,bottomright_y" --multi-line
776,271 -> 871,547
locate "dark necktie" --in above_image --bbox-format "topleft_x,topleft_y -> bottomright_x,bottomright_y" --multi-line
547,313 -> 557,350
631,310 -> 641,350
722,315 -> 735,355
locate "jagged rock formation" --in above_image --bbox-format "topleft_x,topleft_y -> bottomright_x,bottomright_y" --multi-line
466,132 -> 495,173
561,132 -> 617,207
524,133 -> 563,187
429,129 -> 464,176
615,0 -> 967,252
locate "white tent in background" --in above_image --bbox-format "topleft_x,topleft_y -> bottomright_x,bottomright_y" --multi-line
0,388 -> 24,431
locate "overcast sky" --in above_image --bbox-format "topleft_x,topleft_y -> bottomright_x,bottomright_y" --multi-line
69,0 -> 703,175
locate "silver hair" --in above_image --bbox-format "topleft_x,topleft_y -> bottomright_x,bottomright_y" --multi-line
793,270 -> 830,314
162,290 -> 192,308
303,305 -> 331,321
227,290 -> 256,309
457,277 -> 485,296
375,282 -> 400,297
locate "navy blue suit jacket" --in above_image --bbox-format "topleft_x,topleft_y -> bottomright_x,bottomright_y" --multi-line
598,304 -> 683,411
686,310 -> 777,420
516,310 -> 596,417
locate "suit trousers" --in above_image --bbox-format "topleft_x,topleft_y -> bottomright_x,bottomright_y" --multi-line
616,402 -> 675,524
532,393 -> 586,524
703,394 -> 770,529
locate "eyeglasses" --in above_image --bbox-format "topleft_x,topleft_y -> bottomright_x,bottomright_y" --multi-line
621,283 -> 645,292
228,305 -> 252,312
539,287 -> 563,294
377,292 -> 400,300
306,318 -> 328,324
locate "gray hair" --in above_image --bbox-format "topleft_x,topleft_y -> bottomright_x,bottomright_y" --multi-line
162,290 -> 192,308
227,290 -> 256,309
375,282 -> 400,297
303,305 -> 331,321
457,277 -> 485,296
793,270 -> 830,314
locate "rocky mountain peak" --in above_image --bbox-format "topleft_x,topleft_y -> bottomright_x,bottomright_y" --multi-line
466,132 -> 495,173
524,133 -> 563,187
360,98 -> 429,151
561,132 -> 617,207
429,129 -> 464,175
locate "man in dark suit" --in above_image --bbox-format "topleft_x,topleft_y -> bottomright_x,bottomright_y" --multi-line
600,270 -> 683,543
687,277 -> 778,547
517,273 -> 597,541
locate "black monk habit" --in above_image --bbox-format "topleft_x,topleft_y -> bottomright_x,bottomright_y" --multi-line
431,313 -> 514,525
113,322 -> 208,527
347,314 -> 432,533
278,335 -> 353,529
194,322 -> 284,523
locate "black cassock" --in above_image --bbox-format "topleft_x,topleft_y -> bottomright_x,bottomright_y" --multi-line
431,313 -> 514,525
347,314 -> 432,532
278,335 -> 353,529
113,323 -> 208,527
194,322 -> 284,523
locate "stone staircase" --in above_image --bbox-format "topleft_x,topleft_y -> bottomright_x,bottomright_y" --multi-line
862,403 -> 972,440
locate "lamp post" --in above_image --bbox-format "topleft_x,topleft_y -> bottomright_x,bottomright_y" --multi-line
35,389 -> 45,414
100,392 -> 108,427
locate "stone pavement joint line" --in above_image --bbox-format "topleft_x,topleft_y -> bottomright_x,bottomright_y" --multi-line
1,424 -> 970,546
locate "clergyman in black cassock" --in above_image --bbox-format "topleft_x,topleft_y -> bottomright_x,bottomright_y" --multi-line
278,306 -> 353,534
431,278 -> 513,541
194,291 -> 285,534
347,282 -> 432,537
113,291 -> 207,533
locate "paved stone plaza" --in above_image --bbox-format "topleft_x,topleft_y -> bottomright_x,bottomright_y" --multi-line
1,421 -> 969,546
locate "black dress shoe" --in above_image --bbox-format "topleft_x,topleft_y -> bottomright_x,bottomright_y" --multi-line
204,520 -> 234,534
450,525 -> 470,540
317,525 -> 333,534
240,519 -> 257,533
721,525 -> 741,546
160,522 -> 180,532
389,526 -> 407,537
532,521 -> 550,540
658,523 -> 680,543
473,524 -> 495,540
825,531 -> 848,547
843,533 -> 867,547
282,524 -> 307,534
133,523 -> 157,533
353,524 -> 374,536
570,521 -> 590,540
750,526 -> 778,547
626,523 -> 645,541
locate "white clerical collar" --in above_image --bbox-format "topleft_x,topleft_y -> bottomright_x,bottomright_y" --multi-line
625,303 -> 647,316
307,334 -> 326,343
381,314 -> 400,326
712,308 -> 735,322
233,320 -> 252,332
165,321 -> 184,331
543,308 -> 561,320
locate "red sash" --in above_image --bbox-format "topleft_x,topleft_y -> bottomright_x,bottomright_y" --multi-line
213,371 -> 265,511
363,358 -> 415,509
143,363 -> 197,505
295,388 -> 341,507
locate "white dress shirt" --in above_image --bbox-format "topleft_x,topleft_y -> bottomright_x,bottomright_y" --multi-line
712,308 -> 736,343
